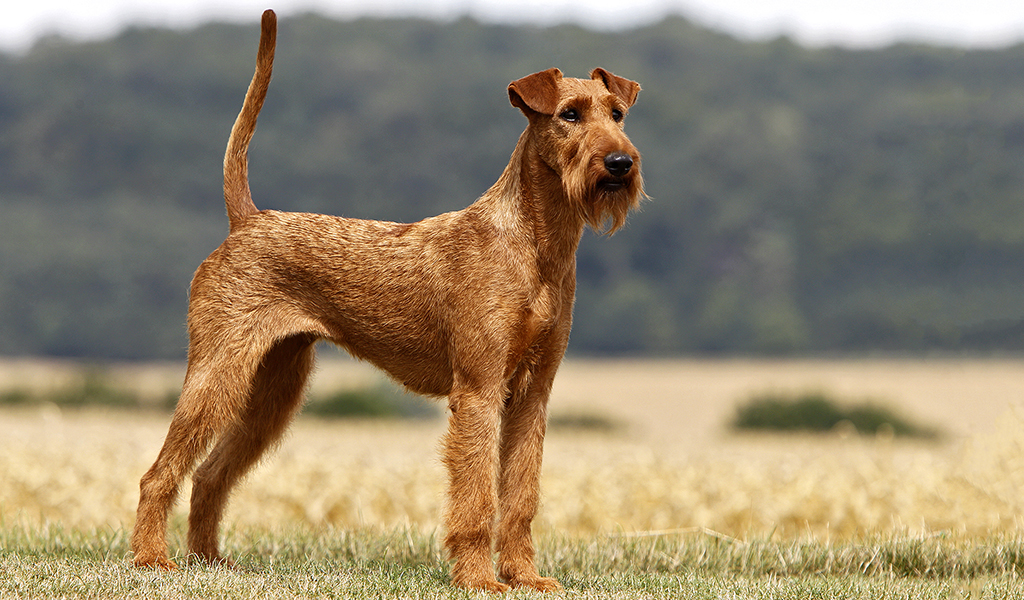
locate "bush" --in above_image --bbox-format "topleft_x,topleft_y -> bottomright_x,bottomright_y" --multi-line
305,385 -> 436,420
730,391 -> 940,439
0,368 -> 141,409
548,410 -> 624,433
50,369 -> 139,407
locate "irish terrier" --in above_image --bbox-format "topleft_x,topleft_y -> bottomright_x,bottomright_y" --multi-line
131,9 -> 643,593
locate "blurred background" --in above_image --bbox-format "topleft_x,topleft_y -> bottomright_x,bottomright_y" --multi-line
3,0 -> 1024,360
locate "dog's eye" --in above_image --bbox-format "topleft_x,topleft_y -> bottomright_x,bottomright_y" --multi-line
611,109 -> 624,122
559,109 -> 580,123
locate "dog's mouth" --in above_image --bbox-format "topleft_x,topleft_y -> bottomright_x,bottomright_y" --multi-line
597,178 -> 626,192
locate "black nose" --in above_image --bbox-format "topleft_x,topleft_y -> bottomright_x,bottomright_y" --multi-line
604,152 -> 633,177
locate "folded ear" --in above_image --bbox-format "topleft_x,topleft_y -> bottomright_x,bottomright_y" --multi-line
508,68 -> 563,116
590,68 -> 640,107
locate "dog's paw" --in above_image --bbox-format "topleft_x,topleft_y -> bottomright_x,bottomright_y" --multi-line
452,572 -> 511,593
509,575 -> 563,592
133,555 -> 178,570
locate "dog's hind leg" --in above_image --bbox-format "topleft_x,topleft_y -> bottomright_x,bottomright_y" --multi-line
131,327 -> 278,568
187,333 -> 317,563
132,371 -> 243,567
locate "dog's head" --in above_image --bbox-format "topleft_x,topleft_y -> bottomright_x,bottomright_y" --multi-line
508,68 -> 644,234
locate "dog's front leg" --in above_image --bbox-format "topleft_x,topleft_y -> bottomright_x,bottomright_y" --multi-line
441,386 -> 509,593
495,375 -> 563,592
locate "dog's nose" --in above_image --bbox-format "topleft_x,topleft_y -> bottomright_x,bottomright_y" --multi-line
604,153 -> 633,177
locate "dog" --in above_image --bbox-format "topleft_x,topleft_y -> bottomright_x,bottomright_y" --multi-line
131,9 -> 643,592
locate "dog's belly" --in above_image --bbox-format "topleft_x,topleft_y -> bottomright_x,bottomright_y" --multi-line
322,320 -> 455,398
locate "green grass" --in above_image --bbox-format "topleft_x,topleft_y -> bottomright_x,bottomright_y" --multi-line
3,525 -> 1024,599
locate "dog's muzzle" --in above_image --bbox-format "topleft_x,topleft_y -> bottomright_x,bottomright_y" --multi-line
603,152 -> 634,177
599,152 -> 634,191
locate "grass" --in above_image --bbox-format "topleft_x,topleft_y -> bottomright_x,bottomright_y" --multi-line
3,524 -> 1024,599
5,404 -> 1024,539
5,358 -> 1024,597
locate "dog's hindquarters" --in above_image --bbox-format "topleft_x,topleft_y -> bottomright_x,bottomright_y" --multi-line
132,257 -> 319,567
186,332 -> 316,561
223,9 -> 277,232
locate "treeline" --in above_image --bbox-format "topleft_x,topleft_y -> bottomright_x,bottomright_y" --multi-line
2,14 -> 1024,358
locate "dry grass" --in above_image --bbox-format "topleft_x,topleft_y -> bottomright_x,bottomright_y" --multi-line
5,357 -> 1024,598
2,357 -> 1024,544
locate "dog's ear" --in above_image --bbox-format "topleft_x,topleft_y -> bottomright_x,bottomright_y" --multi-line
590,68 -> 640,107
508,68 -> 563,116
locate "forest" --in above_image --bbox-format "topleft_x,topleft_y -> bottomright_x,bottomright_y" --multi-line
2,13 -> 1024,359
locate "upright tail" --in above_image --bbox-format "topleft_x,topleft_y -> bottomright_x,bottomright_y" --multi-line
223,9 -> 277,233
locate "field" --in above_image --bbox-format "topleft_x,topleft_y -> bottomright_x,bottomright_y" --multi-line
3,357 -> 1024,597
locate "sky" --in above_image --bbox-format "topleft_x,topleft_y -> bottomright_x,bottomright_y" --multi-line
3,0 -> 1024,53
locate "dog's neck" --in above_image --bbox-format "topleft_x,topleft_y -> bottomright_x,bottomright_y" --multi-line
474,128 -> 585,281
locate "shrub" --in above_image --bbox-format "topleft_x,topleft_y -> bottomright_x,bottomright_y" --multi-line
548,410 -> 624,433
731,391 -> 940,439
0,368 -> 140,408
305,385 -> 436,420
49,369 -> 138,407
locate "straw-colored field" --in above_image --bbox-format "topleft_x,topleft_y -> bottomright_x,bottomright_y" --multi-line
2,357 -> 1024,542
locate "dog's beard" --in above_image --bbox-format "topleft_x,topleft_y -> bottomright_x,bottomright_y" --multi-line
563,152 -> 644,235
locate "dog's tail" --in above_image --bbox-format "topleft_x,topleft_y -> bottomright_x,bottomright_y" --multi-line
223,9 -> 276,233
